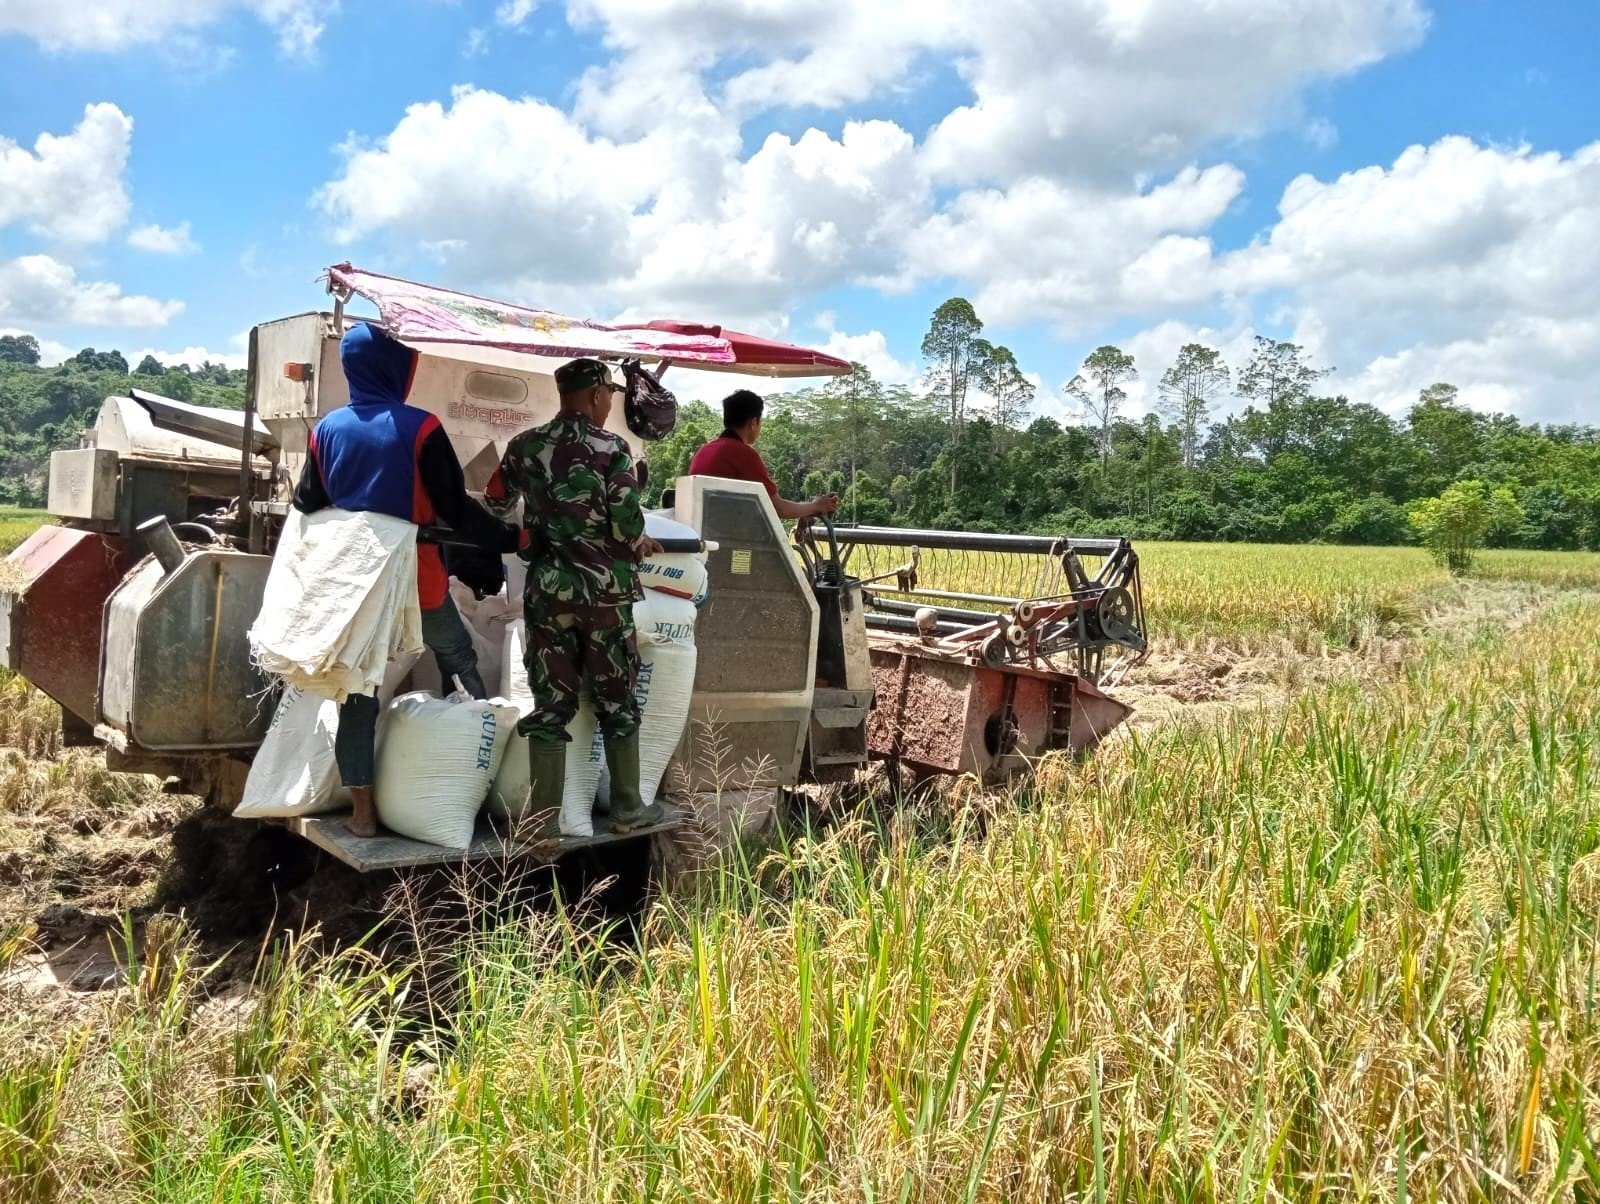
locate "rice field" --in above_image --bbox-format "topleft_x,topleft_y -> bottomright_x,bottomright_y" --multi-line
1135,542 -> 1445,646
2,542 -> 1599,1200
850,538 -> 1600,650
1475,548 -> 1600,591
0,507 -> 47,556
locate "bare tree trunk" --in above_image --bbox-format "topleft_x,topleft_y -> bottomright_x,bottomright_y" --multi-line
948,349 -> 961,496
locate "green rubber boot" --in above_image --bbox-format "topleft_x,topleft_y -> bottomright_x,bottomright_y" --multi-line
604,731 -> 663,833
527,739 -> 567,832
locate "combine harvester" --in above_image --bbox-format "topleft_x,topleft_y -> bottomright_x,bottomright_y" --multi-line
0,265 -> 1147,874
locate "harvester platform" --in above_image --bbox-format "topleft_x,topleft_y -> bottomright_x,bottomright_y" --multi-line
287,806 -> 682,873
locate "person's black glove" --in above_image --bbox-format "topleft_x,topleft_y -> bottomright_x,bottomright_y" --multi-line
496,520 -> 520,555
444,541 -> 510,599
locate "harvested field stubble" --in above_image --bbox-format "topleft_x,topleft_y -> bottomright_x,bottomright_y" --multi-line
1,585 -> 1596,1198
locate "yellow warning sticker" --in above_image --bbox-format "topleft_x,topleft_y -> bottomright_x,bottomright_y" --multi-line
730,549 -> 752,575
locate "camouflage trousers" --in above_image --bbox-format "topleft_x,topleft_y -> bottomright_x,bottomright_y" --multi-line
520,595 -> 641,744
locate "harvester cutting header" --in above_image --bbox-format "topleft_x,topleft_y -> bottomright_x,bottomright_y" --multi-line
0,265 -> 1146,874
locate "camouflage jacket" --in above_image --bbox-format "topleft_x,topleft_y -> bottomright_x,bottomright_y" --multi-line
488,413 -> 646,606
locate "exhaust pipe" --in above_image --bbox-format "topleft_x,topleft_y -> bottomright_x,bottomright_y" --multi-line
137,515 -> 187,576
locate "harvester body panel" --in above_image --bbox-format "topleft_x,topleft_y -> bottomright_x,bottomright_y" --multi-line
98,549 -> 273,752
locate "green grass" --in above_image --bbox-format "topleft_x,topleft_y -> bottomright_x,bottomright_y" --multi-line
0,506 -> 48,556
3,577 -> 1597,1199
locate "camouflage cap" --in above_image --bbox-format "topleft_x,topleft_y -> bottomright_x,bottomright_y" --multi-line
554,357 -> 619,395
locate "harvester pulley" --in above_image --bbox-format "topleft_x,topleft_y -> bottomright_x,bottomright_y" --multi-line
1096,586 -> 1140,647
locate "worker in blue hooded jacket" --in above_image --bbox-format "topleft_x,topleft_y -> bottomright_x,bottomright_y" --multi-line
294,322 -> 516,836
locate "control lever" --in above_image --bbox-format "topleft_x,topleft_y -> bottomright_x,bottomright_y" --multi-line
418,525 -> 711,554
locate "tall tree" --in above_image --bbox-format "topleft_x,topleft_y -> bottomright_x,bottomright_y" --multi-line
0,334 -> 41,365
786,362 -> 888,525
1237,336 -> 1327,408
1407,382 -> 1483,494
921,298 -> 983,490
134,354 -> 164,376
1066,344 -> 1136,469
67,347 -> 128,374
972,341 -> 1035,449
1157,343 -> 1229,469
1235,337 -> 1328,459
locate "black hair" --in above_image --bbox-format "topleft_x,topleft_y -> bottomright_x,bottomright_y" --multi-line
722,389 -> 764,431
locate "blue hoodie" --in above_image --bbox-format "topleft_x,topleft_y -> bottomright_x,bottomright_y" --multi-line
295,322 -> 514,605
306,323 -> 435,521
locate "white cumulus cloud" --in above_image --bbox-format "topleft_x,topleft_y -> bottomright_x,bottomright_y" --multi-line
318,86 -> 924,328
568,0 -> 1422,183
0,102 -> 131,244
306,1 -> 1600,424
0,0 -> 329,55
906,165 -> 1245,334
814,323 -> 916,387
921,0 -> 1426,185
127,343 -> 248,370
0,255 -> 183,327
128,221 -> 197,254
495,0 -> 538,27
1220,137 -> 1600,422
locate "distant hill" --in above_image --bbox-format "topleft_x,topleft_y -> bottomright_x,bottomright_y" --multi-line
0,338 -> 245,506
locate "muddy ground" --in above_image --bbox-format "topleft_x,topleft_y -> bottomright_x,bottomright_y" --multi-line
0,580 -> 1551,1028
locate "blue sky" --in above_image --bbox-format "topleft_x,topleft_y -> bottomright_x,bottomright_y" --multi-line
1,0 -> 1596,422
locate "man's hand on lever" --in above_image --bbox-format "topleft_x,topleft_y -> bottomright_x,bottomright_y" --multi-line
811,493 -> 840,517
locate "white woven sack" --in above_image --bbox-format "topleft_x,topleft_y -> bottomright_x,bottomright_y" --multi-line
592,590 -> 698,810
637,553 -> 709,604
493,619 -> 605,835
233,685 -> 339,818
375,692 -> 518,849
249,508 -> 422,701
233,646 -> 423,821
488,703 -> 600,833
638,513 -> 709,604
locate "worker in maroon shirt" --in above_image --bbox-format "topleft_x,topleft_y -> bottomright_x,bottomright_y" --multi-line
686,390 -> 839,520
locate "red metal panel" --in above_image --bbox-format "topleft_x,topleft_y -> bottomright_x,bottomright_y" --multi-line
867,639 -> 1131,783
0,526 -> 129,723
1069,675 -> 1134,753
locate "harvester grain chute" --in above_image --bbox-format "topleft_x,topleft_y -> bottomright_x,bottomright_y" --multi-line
0,264 -> 1144,875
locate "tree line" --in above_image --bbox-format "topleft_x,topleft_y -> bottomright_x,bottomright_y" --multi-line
0,334 -> 246,505
647,300 -> 1600,550
6,315 -> 1599,551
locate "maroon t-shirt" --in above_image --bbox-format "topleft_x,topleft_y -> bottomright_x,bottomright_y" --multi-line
686,433 -> 778,500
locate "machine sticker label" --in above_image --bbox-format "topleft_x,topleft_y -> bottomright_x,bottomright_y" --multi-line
449,400 -> 535,430
730,549 -> 751,575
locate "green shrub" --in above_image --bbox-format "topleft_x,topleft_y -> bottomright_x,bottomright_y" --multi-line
1409,479 -> 1523,572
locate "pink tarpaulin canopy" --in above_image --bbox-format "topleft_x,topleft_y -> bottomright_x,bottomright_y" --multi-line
622,320 -> 852,378
324,264 -> 737,365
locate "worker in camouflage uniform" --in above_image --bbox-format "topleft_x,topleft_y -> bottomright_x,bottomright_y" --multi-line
486,358 -> 664,832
